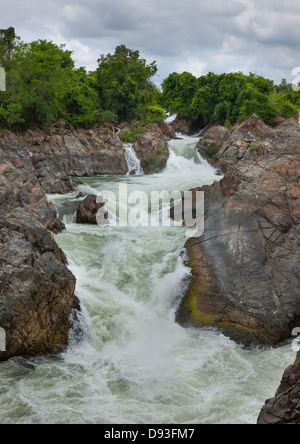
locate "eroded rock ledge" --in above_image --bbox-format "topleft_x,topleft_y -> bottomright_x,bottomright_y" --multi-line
0,121 -> 175,195
133,122 -> 175,174
5,122 -> 128,194
176,115 -> 300,346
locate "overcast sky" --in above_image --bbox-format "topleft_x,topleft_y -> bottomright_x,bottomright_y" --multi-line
2,0 -> 300,85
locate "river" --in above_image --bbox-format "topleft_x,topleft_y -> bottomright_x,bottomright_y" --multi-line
0,134 -> 295,424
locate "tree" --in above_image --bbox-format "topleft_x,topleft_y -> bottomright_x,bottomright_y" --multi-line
63,68 -> 102,127
161,70 -> 294,126
96,45 -> 158,121
0,39 -> 79,128
0,27 -> 18,69
162,71 -> 198,117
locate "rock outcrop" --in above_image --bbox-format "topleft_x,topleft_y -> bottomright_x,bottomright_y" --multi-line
197,115 -> 291,168
0,138 -> 79,361
5,123 -> 128,194
133,122 -> 175,174
258,351 -> 300,424
173,114 -> 205,135
176,116 -> 300,346
1,121 -> 175,194
197,124 -> 230,162
76,194 -> 105,225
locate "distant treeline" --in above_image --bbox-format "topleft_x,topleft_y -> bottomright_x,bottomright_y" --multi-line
0,27 -> 299,132
162,71 -> 300,128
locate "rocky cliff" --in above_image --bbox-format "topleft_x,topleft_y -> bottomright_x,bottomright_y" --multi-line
258,351 -> 300,424
7,121 -> 128,194
0,138 -> 79,360
1,120 -> 175,196
176,115 -> 300,346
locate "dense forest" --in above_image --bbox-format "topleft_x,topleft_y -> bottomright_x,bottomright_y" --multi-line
1,27 -> 300,136
162,71 -> 300,127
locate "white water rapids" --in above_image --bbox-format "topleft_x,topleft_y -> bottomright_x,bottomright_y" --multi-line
0,134 -> 295,424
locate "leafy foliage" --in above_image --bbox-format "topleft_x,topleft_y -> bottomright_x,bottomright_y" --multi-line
162,71 -> 300,126
0,31 -> 162,130
1,28 -> 299,131
95,45 -> 159,122
0,27 -> 19,69
0,37 -> 86,129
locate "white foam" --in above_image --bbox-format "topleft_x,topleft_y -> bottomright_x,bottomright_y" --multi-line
1,134 -> 294,425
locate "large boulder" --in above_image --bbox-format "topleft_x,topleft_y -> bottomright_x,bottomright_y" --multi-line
76,194 -> 105,225
133,122 -> 175,174
197,124 -> 230,160
176,116 -> 300,346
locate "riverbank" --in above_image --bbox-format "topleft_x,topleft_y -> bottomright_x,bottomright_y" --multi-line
175,115 -> 300,346
0,137 -> 79,360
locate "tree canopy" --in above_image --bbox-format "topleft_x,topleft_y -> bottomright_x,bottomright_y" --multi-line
96,45 -> 158,121
0,27 -> 299,131
0,30 -> 162,130
162,71 -> 300,126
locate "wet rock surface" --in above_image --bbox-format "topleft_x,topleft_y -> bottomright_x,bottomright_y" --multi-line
176,116 -> 300,346
258,351 -> 300,424
76,194 -> 105,225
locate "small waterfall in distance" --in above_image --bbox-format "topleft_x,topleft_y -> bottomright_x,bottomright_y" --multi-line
115,127 -> 144,176
124,143 -> 144,175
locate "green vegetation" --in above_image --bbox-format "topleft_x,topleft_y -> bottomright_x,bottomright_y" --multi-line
206,142 -> 220,158
96,45 -> 159,122
162,71 -> 300,126
120,120 -> 152,143
0,29 -> 162,130
1,27 -> 299,132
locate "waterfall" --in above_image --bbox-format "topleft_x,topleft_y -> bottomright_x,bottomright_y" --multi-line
2,134 -> 293,425
124,144 -> 144,175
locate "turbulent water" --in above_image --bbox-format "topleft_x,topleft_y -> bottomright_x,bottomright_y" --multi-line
0,135 -> 295,424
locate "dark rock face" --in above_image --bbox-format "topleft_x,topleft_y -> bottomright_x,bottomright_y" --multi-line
176,116 -> 300,346
133,122 -> 175,174
76,194 -> 104,225
258,352 -> 300,424
1,121 -> 176,193
173,114 -> 205,135
0,139 -> 79,361
3,124 -> 128,194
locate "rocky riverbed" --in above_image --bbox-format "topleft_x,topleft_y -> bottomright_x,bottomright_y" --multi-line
0,114 -> 299,423
0,120 -> 174,361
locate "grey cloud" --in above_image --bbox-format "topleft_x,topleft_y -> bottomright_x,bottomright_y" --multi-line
1,0 -> 300,83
